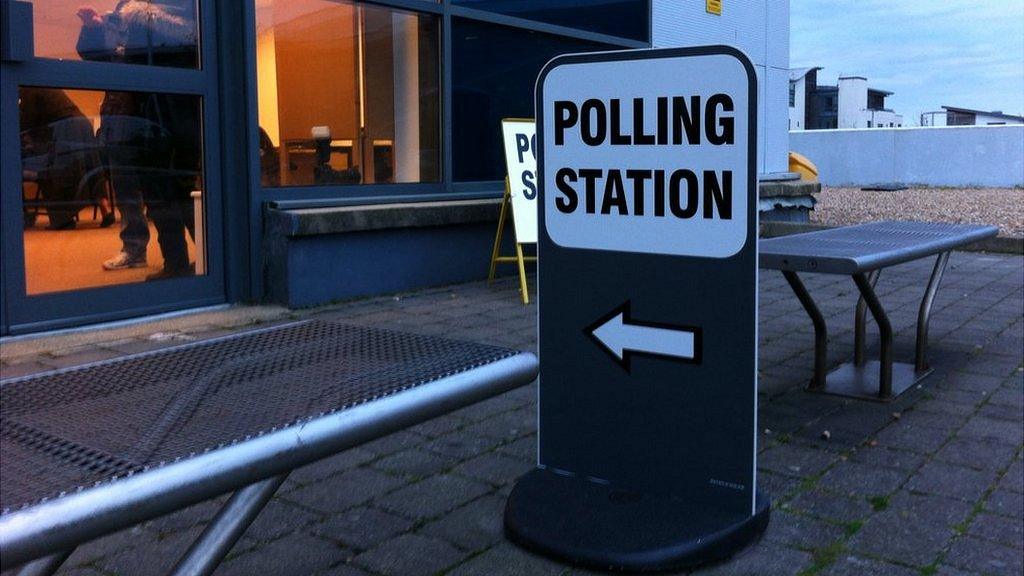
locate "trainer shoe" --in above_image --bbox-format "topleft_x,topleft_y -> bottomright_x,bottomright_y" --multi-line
102,252 -> 147,270
145,263 -> 194,282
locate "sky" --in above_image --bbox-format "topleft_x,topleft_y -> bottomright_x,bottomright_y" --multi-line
790,0 -> 1024,125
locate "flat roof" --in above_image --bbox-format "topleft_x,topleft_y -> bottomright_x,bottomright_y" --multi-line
789,66 -> 823,82
942,106 -> 1024,121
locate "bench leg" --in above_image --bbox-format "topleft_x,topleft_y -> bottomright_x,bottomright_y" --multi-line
783,271 -> 828,390
915,252 -> 949,373
852,273 -> 894,399
168,474 -> 288,576
15,550 -> 72,576
854,270 -> 881,366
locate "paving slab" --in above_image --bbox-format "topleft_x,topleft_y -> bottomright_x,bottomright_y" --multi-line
758,442 -> 839,479
316,507 -> 415,552
447,542 -> 567,576
847,491 -> 973,567
371,448 -> 460,479
418,494 -> 508,552
996,458 -> 1024,493
215,533 -> 350,576
690,543 -> 814,576
934,437 -> 1019,471
817,460 -> 910,498
450,452 -> 534,487
352,534 -> 467,576
784,489 -> 874,524
377,474 -> 492,520
99,527 -> 205,576
846,445 -> 927,472
761,510 -> 847,550
966,512 -> 1024,549
984,489 -> 1024,518
905,461 -> 1000,501
284,468 -> 407,514
943,535 -> 1023,576
821,555 -> 920,576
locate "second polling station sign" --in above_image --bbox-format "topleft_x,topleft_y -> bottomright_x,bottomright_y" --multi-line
506,46 -> 769,571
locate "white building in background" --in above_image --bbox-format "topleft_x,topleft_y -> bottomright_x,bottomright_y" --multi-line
836,76 -> 903,129
921,106 -> 1024,127
788,66 -> 821,130
653,0 -> 790,175
789,70 -> 902,130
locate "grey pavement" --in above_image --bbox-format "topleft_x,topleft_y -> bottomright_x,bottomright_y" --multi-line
2,251 -> 1022,576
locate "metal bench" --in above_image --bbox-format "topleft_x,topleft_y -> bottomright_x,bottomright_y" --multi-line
0,320 -> 538,576
759,221 -> 998,401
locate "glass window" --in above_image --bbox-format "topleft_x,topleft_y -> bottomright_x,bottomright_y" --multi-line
28,0 -> 199,68
255,0 -> 440,187
454,0 -> 648,42
19,86 -> 205,295
452,18 -> 612,182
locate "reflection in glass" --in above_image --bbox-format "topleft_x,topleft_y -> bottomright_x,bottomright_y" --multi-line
255,0 -> 440,187
452,19 -> 611,181
19,87 -> 205,295
29,0 -> 199,68
454,0 -> 649,42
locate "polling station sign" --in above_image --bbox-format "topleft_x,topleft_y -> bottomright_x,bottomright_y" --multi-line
500,119 -> 538,244
542,54 -> 750,257
506,47 -> 767,571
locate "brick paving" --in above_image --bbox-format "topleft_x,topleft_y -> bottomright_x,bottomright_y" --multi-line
1,251 -> 1021,576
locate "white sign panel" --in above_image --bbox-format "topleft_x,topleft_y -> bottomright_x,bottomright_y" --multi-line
542,52 -> 752,258
501,119 -> 539,244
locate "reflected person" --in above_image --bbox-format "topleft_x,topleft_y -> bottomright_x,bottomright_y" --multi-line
20,87 -> 112,230
76,0 -> 199,277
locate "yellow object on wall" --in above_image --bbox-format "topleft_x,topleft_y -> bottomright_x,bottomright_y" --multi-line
706,0 -> 722,16
788,151 -> 819,182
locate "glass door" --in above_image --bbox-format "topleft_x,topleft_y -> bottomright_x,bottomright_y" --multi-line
1,0 -> 224,333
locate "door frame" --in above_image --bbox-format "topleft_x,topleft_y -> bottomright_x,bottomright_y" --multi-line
0,0 -> 229,334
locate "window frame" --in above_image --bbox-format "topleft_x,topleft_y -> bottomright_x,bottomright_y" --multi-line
242,0 -> 650,299
246,0 -> 649,204
1,0 -> 229,333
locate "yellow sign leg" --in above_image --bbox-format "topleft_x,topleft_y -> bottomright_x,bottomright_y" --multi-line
488,177 -> 534,304
515,241 -> 530,304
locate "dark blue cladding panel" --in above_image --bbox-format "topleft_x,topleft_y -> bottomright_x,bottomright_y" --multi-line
454,0 -> 649,42
452,18 -> 615,182
285,224 -> 527,308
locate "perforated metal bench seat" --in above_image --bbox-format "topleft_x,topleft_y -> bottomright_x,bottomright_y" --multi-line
759,221 -> 998,401
0,320 -> 538,575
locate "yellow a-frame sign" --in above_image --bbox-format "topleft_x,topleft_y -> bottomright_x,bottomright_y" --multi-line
489,119 -> 538,304
488,177 -> 536,303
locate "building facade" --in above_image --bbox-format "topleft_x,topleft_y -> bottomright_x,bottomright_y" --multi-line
788,66 -> 820,130
0,0 -> 791,334
790,70 -> 902,130
921,106 -> 1024,127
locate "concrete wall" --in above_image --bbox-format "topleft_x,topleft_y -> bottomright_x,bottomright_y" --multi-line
790,125 -> 1024,187
652,0 -> 790,175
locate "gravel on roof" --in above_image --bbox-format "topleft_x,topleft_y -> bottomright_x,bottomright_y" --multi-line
809,187 -> 1024,237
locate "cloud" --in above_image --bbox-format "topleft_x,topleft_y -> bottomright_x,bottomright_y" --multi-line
792,0 -> 1024,123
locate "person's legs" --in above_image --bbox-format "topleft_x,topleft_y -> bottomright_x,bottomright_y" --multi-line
100,129 -> 149,269
116,186 -> 149,260
183,195 -> 196,242
145,181 -> 192,278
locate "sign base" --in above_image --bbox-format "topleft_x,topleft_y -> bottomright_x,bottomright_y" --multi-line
816,361 -> 930,402
505,468 -> 770,572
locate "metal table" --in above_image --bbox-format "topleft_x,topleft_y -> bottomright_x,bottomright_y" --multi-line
0,320 -> 538,575
760,221 -> 998,401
